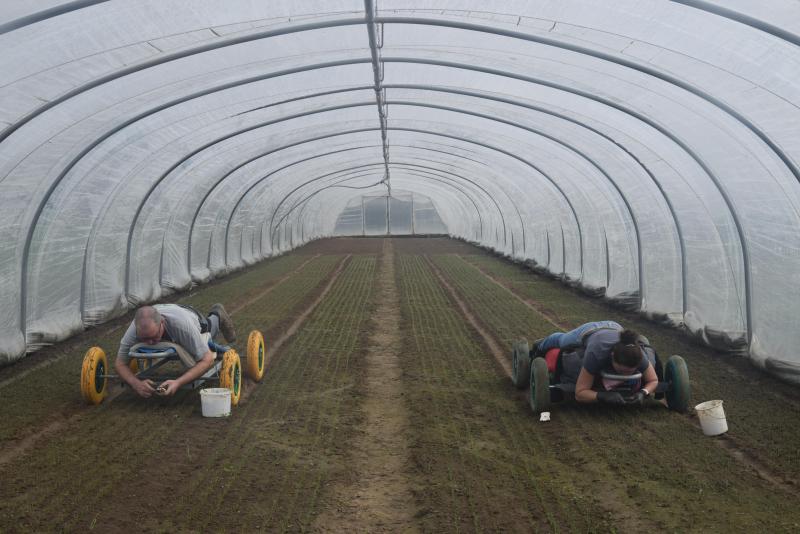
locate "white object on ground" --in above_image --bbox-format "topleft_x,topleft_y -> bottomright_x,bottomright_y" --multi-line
695,399 -> 727,436
539,412 -> 551,422
200,387 -> 231,417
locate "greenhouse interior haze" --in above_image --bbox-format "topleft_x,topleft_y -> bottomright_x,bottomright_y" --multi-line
2,0 -> 800,386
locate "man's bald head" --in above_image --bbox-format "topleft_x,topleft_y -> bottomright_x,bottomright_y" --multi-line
135,306 -> 163,344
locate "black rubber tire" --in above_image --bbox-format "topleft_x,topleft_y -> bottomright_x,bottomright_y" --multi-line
511,339 -> 531,389
665,355 -> 690,413
529,357 -> 551,413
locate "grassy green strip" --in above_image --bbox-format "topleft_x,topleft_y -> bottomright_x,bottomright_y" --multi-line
463,253 -> 800,484
0,255 -> 348,531
396,254 -> 603,532
435,252 -> 800,531
167,256 -> 376,531
0,254 -> 310,444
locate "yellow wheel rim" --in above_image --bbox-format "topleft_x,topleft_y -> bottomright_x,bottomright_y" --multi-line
81,347 -> 108,405
220,349 -> 242,407
246,330 -> 266,382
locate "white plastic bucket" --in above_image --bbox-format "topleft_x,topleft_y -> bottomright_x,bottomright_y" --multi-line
200,388 -> 231,417
695,399 -> 728,436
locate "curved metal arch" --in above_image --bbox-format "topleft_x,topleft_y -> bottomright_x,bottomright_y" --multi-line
375,17 -> 800,185
28,57 -> 746,336
118,119 -> 578,306
25,52 -> 736,329
265,159 -> 498,252
6,10 -> 795,196
182,144 -> 374,280
215,123 -> 577,267
314,156 -> 489,238
223,81 -> 687,309
80,79 -> 687,319
385,83 -> 688,314
276,169 -> 384,248
387,99 -> 643,301
668,1 -> 800,46
272,173 -> 387,248
123,104 -> 378,295
238,144 -> 483,260
231,165 -> 380,264
380,55 -> 751,340
158,127 -> 498,279
267,165 -> 484,247
115,105 -> 528,293
265,153 -> 511,252
0,0 -> 110,35
258,162 -> 488,251
0,17 -> 367,145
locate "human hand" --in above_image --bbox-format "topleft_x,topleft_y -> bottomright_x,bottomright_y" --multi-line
626,390 -> 647,405
157,380 -> 180,396
133,378 -> 157,398
596,391 -> 626,405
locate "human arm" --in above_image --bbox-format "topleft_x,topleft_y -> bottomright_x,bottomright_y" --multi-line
158,350 -> 216,396
641,361 -> 658,397
575,368 -> 627,404
114,355 -> 158,398
115,323 -> 158,398
575,368 -> 601,403
628,362 -> 659,404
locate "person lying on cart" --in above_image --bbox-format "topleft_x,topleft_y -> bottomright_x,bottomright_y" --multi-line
532,320 -> 659,405
114,303 -> 236,398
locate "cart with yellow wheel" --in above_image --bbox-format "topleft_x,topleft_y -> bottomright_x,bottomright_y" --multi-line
80,329 -> 266,408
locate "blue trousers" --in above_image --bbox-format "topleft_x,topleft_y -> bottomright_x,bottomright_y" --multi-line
206,314 -> 220,340
537,320 -> 622,351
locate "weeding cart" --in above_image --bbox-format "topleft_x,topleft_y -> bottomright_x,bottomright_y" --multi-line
80,329 -> 266,406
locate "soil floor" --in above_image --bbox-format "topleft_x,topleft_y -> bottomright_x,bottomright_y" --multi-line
1,237 -> 799,532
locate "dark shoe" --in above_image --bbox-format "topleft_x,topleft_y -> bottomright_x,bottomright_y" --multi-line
529,338 -> 545,358
210,303 -> 236,343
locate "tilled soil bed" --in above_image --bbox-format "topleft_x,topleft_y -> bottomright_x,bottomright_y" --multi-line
1,237 -> 798,532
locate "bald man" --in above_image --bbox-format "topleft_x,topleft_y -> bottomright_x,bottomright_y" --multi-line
114,303 -> 235,398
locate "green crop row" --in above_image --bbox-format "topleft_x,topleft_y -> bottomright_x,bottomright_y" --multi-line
0,253 -> 312,445
395,254 -> 607,532
430,254 -> 554,346
165,255 -> 377,531
434,252 -> 800,531
0,254 -> 357,531
181,253 -> 313,313
461,253 -> 800,487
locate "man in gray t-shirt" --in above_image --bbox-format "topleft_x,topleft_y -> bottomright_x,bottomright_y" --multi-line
114,303 -> 236,398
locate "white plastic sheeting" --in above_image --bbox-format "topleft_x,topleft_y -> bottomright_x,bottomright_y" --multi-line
333,191 -> 448,235
1,1 -> 800,385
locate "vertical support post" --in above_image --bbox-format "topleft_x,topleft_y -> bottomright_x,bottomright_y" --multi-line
386,195 -> 391,236
411,194 -> 415,235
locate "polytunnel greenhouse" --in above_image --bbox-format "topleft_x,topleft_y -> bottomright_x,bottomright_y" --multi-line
2,1 -> 800,532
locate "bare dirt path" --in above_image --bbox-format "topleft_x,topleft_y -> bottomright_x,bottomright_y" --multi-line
314,239 -> 419,532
